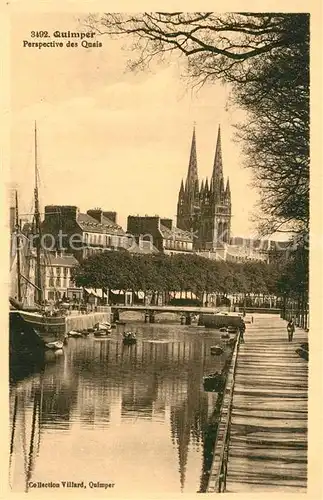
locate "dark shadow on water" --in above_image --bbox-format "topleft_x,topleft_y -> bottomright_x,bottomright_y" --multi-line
198,354 -> 233,493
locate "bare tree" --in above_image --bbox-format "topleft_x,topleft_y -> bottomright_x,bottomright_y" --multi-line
87,12 -> 309,235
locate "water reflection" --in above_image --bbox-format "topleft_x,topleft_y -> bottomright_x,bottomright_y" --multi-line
9,324 -> 233,494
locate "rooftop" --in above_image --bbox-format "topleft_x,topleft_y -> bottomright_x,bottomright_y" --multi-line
77,213 -> 125,236
160,224 -> 193,242
41,253 -> 79,267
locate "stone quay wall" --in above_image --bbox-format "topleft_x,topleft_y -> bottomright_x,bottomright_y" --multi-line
65,310 -> 112,333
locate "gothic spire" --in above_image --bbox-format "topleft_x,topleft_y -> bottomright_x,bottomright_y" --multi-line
185,126 -> 199,190
211,126 -> 224,193
219,177 -> 224,199
204,177 -> 209,193
225,178 -> 231,200
179,179 -> 185,194
200,179 -> 204,194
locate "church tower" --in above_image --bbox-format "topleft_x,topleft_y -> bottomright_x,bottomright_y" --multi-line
177,125 -> 232,250
208,126 -> 232,247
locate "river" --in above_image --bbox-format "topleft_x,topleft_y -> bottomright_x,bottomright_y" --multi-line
9,321 -> 233,495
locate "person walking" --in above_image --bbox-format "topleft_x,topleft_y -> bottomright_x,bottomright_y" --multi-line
239,320 -> 246,343
287,317 -> 295,342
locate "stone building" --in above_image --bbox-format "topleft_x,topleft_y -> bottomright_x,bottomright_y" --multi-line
127,215 -> 193,255
42,251 -> 81,302
42,206 -> 128,261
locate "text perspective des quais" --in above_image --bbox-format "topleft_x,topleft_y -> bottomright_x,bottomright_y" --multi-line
23,31 -> 102,49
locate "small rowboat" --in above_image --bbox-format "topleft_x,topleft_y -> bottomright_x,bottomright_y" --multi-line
210,345 -> 224,356
94,322 -> 112,335
227,325 -> 238,333
94,322 -> 112,330
203,372 -> 225,392
45,340 -> 64,351
68,330 -> 83,338
219,327 -> 227,333
94,330 -> 111,338
296,345 -> 309,361
221,333 -> 230,339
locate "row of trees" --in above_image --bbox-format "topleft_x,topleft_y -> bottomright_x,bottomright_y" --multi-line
72,250 -> 303,305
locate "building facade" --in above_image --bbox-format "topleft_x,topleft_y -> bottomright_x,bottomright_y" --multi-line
42,251 -> 81,302
42,206 -> 128,261
127,216 -> 193,255
177,126 -> 231,251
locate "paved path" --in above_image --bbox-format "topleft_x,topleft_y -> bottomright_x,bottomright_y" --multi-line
226,314 -> 308,493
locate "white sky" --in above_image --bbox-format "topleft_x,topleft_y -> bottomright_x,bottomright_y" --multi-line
10,12 -> 261,237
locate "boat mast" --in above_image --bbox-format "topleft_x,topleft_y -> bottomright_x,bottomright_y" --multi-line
15,190 -> 22,302
34,122 -> 43,304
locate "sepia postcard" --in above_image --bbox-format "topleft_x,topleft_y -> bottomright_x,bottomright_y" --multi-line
2,2 -> 322,499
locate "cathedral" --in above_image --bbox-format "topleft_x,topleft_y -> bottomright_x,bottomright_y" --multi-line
176,126 -> 232,251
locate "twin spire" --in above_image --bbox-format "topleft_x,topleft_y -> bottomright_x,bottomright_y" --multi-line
180,125 -> 230,201
186,127 -> 198,188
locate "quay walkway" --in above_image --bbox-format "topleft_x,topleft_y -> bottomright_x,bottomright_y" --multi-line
207,314 -> 308,493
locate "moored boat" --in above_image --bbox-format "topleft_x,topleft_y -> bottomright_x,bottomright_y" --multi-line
203,372 -> 225,392
10,125 -> 66,345
16,310 -> 66,342
68,330 -> 84,338
94,322 -> 112,333
227,325 -> 238,333
45,340 -> 64,350
9,311 -> 46,382
221,332 -> 230,339
210,345 -> 224,356
94,326 -> 111,338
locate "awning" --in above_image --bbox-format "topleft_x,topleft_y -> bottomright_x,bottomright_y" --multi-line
94,289 -> 107,298
84,288 -> 98,297
169,291 -> 198,299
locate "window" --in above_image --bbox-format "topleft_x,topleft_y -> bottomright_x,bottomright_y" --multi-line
49,278 -> 54,287
56,277 -> 61,287
93,234 -> 97,244
48,291 -> 55,300
56,267 -> 61,277
63,267 -> 68,277
63,279 -> 67,288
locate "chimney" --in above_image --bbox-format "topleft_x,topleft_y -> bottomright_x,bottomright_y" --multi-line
87,209 -> 103,224
161,218 -> 173,230
45,205 -> 79,221
103,211 -> 117,223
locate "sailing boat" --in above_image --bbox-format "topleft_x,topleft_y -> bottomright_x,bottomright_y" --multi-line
9,123 -> 66,344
